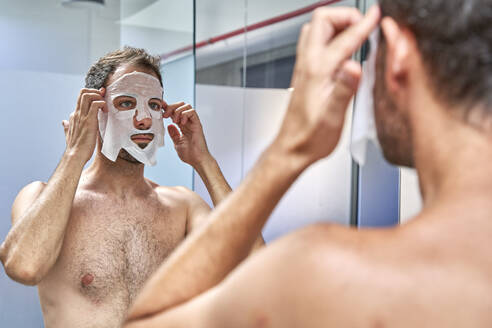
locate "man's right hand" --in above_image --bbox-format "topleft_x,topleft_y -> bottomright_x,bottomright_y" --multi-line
62,88 -> 107,163
273,6 -> 380,167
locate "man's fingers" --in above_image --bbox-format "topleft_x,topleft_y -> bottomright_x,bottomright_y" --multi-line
326,5 -> 381,69
163,101 -> 185,118
68,112 -> 76,140
101,102 -> 109,113
80,93 -> 105,116
161,100 -> 168,118
162,108 -> 173,119
335,60 -> 362,92
179,109 -> 198,126
88,100 -> 106,119
292,23 -> 311,87
62,120 -> 69,137
328,60 -> 362,119
173,104 -> 192,123
296,23 -> 311,59
167,124 -> 181,145
308,7 -> 363,48
76,89 -> 92,112
76,88 -> 105,112
167,101 -> 186,111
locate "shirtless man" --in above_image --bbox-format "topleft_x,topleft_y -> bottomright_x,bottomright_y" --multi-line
0,47 -> 263,327
123,1 -> 492,327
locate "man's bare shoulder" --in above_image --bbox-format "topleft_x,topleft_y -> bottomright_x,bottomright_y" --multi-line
148,181 -> 207,208
11,181 -> 47,224
210,222 -> 492,327
147,182 -> 211,233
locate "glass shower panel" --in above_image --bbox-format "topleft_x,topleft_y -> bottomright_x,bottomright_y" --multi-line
193,0 -> 367,242
195,0 -> 247,87
244,0 -> 356,89
194,0 -> 247,204
120,0 -> 195,188
243,0 -> 358,242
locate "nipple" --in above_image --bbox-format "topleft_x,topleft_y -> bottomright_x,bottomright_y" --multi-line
81,273 -> 94,286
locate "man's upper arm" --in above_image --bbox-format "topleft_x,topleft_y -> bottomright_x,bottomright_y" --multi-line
11,181 -> 46,224
1,181 -> 45,263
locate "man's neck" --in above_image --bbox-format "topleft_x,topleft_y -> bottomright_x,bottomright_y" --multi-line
410,95 -> 492,211
82,151 -> 149,197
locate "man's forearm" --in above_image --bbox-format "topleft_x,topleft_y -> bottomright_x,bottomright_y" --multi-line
127,142 -> 309,321
194,155 -> 231,206
194,154 -> 265,248
0,152 -> 85,284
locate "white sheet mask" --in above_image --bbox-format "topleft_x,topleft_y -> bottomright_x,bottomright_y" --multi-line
98,71 -> 164,166
350,28 -> 382,166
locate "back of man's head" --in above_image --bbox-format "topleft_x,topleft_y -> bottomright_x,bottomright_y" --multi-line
85,46 -> 162,90
379,0 -> 492,114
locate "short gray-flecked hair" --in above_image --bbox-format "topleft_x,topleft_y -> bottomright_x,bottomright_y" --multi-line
85,46 -> 163,89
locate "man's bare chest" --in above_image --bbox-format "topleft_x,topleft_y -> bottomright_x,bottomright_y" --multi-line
55,190 -> 187,305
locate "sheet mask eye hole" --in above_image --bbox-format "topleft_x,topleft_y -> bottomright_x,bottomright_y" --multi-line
114,96 -> 136,111
148,99 -> 162,112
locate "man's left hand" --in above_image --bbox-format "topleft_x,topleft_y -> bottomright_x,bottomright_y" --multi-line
162,101 -> 212,168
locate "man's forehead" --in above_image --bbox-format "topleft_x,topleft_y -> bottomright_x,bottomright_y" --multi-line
108,63 -> 159,84
106,71 -> 163,97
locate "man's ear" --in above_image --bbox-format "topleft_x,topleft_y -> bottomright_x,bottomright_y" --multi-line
380,17 -> 411,94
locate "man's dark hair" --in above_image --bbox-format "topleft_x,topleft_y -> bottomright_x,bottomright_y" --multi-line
379,0 -> 492,113
85,46 -> 163,89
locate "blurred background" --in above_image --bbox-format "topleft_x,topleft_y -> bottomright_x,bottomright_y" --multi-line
0,0 -> 421,325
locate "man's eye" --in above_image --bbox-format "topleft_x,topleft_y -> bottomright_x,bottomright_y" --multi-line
149,102 -> 161,111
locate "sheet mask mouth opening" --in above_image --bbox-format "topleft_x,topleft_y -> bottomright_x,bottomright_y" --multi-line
130,133 -> 154,149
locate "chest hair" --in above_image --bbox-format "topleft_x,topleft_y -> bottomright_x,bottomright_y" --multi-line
60,191 -> 186,306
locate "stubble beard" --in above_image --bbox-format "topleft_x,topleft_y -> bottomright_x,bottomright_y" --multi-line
118,148 -> 143,164
374,43 -> 414,167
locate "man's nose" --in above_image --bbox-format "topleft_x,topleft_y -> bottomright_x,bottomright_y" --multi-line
134,110 -> 152,130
